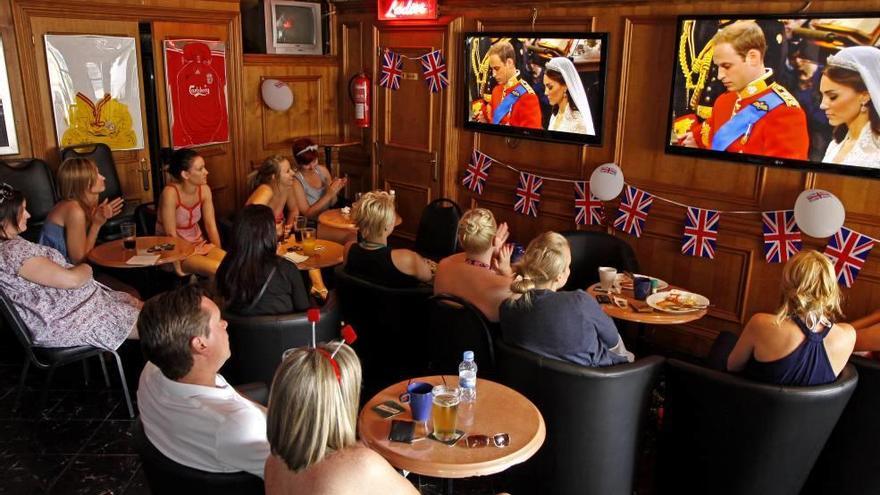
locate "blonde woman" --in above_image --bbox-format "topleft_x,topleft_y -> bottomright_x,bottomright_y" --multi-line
246,154 -> 300,232
499,232 -> 633,367
727,250 -> 856,386
343,191 -> 433,287
40,157 -> 124,264
434,208 -> 514,322
264,343 -> 418,495
156,148 -> 226,277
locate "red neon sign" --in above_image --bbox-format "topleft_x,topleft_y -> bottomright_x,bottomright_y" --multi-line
377,0 -> 438,21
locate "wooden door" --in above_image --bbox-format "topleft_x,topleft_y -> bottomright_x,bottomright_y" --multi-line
151,21 -> 240,216
374,24 -> 450,240
28,16 -> 153,204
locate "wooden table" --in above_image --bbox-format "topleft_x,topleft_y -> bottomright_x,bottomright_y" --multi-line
88,236 -> 195,269
318,208 -> 402,231
586,282 -> 707,325
277,238 -> 344,271
359,376 -> 545,479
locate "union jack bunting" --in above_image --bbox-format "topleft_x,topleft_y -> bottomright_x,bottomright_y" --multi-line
462,150 -> 493,194
761,210 -> 802,264
824,227 -> 875,288
379,50 -> 403,90
418,50 -> 449,93
681,207 -> 720,259
613,186 -> 653,237
514,172 -> 542,217
574,181 -> 604,226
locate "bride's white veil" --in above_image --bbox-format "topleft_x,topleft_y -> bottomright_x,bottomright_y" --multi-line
827,46 -> 880,119
546,56 -> 595,135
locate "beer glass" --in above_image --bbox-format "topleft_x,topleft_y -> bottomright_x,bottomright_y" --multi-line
293,216 -> 307,243
431,385 -> 461,442
301,227 -> 317,255
121,222 -> 136,250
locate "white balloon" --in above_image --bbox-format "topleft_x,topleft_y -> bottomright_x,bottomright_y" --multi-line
261,79 -> 293,112
794,189 -> 845,238
589,163 -> 625,201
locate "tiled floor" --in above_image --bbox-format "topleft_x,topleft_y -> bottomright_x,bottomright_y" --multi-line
0,334 -> 501,495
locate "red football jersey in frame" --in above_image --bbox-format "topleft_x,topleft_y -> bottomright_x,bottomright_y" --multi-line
164,39 -> 230,149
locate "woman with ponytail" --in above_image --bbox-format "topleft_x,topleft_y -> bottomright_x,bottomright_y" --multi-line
499,232 -> 633,367
245,155 -> 299,233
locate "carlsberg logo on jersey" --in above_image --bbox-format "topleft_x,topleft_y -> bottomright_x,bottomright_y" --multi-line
189,85 -> 211,97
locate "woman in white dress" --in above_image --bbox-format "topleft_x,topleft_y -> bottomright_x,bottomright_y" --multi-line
819,46 -> 880,168
543,57 -> 595,136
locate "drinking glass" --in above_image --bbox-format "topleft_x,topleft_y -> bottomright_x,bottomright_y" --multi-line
598,267 -> 617,292
294,216 -> 307,243
301,227 -> 317,255
121,222 -> 136,250
431,385 -> 461,442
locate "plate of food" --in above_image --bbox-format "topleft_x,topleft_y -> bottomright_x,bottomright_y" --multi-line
617,273 -> 669,291
646,290 -> 709,313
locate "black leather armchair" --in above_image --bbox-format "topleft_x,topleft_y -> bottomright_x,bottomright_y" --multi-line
426,293 -> 496,378
0,158 -> 58,242
415,198 -> 461,260
803,355 -> 880,495
222,294 -> 341,387
132,419 -> 264,494
658,359 -> 858,495
495,340 -> 664,495
334,266 -> 433,397
559,230 -> 639,291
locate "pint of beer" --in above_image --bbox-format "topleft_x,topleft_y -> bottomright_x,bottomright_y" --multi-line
431,385 -> 461,442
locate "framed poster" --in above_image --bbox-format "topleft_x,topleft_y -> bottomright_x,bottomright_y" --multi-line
44,34 -> 144,150
0,35 -> 19,155
163,39 -> 229,149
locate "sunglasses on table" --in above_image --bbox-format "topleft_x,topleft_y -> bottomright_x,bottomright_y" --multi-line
464,433 -> 510,448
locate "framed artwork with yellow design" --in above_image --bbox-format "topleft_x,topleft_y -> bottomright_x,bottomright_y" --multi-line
44,34 -> 144,150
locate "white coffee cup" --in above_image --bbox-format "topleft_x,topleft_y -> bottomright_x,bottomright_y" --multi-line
598,266 -> 618,292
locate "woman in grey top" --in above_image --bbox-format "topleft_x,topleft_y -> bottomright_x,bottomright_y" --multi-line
289,137 -> 347,219
500,231 -> 633,367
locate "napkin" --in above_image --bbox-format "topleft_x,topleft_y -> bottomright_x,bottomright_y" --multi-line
126,254 -> 161,266
283,251 -> 310,264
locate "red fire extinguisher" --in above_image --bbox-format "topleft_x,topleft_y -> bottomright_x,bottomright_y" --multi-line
349,71 -> 371,128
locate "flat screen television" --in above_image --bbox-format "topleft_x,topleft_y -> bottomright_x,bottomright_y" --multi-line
463,32 -> 608,146
666,14 -> 880,179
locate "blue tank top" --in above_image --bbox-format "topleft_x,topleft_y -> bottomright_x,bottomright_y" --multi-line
294,171 -> 329,208
744,316 -> 837,386
38,222 -> 69,262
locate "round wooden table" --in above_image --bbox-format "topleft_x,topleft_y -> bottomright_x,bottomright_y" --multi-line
277,238 -> 344,271
318,208 -> 402,231
88,236 -> 195,268
586,282 -> 707,324
359,376 -> 545,479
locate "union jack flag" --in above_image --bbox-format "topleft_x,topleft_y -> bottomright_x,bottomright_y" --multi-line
514,172 -> 542,217
418,50 -> 449,93
681,207 -> 720,259
613,186 -> 653,237
574,181 -> 604,226
462,150 -> 493,194
762,210 -> 802,264
824,227 -> 875,288
379,50 -> 403,90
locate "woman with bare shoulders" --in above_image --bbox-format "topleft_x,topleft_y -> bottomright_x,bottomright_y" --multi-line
727,250 -> 856,385
246,154 -> 299,235
289,138 -> 346,220
156,148 -> 226,277
264,343 -> 419,495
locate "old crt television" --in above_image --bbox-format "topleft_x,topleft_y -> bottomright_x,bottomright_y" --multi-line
241,0 -> 325,55
666,14 -> 880,179
463,33 -> 609,146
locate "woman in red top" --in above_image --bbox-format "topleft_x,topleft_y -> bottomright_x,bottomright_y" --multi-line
156,148 -> 226,277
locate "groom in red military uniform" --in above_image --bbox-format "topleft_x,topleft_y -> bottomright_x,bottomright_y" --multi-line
684,21 -> 808,160
475,40 -> 542,129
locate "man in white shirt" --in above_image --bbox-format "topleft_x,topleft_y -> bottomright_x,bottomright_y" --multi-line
136,285 -> 270,478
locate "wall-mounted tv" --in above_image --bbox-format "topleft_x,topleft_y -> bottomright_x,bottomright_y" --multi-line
666,14 -> 880,179
463,32 -> 608,146
264,0 -> 323,55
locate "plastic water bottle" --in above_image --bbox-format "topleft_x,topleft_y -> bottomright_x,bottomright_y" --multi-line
459,351 -> 478,402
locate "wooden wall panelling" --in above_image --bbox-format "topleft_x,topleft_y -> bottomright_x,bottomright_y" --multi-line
241,54 -> 340,188
334,0 -> 880,356
0,0 -> 31,159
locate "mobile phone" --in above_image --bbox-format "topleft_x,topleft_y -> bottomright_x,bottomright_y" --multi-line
596,294 -> 612,304
389,419 -> 416,443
